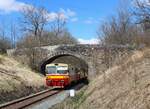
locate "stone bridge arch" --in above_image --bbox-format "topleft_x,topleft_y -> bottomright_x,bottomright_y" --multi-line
40,50 -> 89,76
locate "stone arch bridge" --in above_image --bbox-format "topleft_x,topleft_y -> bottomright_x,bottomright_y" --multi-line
7,44 -> 133,79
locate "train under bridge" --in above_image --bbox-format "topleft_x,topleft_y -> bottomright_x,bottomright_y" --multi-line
7,44 -> 133,79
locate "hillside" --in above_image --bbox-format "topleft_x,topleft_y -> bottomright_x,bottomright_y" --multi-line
79,48 -> 150,109
0,54 -> 46,104
52,48 -> 150,109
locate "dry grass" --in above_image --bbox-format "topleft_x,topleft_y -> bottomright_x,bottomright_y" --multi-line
78,48 -> 150,109
52,48 -> 150,109
0,54 -> 46,104
51,86 -> 88,109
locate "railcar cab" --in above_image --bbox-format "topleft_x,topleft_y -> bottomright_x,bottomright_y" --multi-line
45,63 -> 70,87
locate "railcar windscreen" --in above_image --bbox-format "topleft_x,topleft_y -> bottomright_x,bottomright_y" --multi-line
57,66 -> 68,74
46,66 -> 56,74
46,65 -> 68,74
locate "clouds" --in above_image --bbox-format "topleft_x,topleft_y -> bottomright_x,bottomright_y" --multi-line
78,38 -> 99,44
0,0 -> 99,24
45,9 -> 77,22
0,0 -> 99,42
59,9 -> 79,22
84,17 -> 100,24
0,0 -> 30,13
0,0 -> 78,22
70,17 -> 78,22
60,8 -> 76,18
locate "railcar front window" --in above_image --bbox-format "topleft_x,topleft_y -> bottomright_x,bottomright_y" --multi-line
46,66 -> 56,74
57,66 -> 68,74
57,70 -> 68,74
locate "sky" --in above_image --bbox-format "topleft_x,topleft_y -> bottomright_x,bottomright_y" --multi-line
0,0 -> 119,44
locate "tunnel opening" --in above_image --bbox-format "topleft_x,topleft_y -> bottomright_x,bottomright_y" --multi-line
40,54 -> 88,77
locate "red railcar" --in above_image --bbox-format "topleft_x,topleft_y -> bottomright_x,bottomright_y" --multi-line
45,63 -> 87,88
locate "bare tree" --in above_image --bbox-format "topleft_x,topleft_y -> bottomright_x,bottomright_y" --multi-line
0,23 -> 11,53
50,14 -> 78,44
96,0 -> 141,72
58,29 -> 78,44
10,22 -> 18,48
97,2 -> 139,46
0,21 -> 6,40
17,34 -> 39,48
16,7 -> 78,70
132,0 -> 150,46
51,13 -> 66,37
39,31 -> 59,46
0,37 -> 11,53
134,0 -> 150,31
21,6 -> 49,46
19,6 -> 78,47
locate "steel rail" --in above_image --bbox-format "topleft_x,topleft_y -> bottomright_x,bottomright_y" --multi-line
0,89 -> 61,109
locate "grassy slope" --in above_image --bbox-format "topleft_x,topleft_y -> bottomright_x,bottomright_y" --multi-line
0,54 -> 46,104
79,48 -> 150,109
52,48 -> 150,109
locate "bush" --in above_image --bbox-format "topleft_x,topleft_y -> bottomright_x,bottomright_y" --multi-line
0,37 -> 11,54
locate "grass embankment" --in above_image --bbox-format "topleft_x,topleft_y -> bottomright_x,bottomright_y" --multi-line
0,54 -> 46,104
52,48 -> 150,109
51,86 -> 88,109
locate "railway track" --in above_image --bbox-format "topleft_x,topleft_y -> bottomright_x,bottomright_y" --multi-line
0,82 -> 86,109
0,89 -> 61,109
